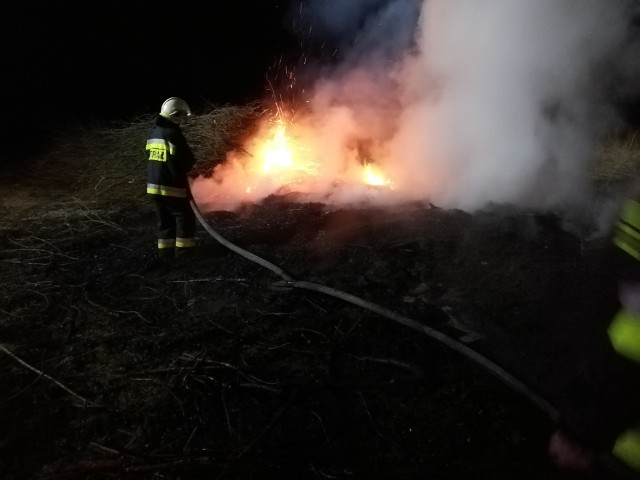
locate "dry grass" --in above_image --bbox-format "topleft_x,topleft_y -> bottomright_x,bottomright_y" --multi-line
183,102 -> 263,178
16,103 -> 263,210
592,129 -> 640,190
11,103 -> 640,209
0,105 -> 266,351
3,104 -> 640,479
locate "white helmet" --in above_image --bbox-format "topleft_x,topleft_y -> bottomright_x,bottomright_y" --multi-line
160,97 -> 192,122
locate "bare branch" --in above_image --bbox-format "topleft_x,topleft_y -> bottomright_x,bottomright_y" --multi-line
0,344 -> 99,407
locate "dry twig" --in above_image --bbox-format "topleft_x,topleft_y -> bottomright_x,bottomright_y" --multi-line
0,344 -> 99,407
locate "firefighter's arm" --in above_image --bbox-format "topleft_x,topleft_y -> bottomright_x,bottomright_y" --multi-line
175,134 -> 196,174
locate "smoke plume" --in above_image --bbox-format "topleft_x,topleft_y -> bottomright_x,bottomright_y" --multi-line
396,0 -> 633,210
194,0 -> 638,214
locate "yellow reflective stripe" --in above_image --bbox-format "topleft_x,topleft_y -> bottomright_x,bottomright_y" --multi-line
614,232 -> 640,261
146,139 -> 176,154
157,238 -> 176,249
615,221 -> 640,260
146,183 -> 187,198
619,200 -> 640,229
615,200 -> 640,259
176,237 -> 195,248
613,428 -> 640,472
608,310 -> 640,363
618,222 -> 640,240
146,139 -> 176,163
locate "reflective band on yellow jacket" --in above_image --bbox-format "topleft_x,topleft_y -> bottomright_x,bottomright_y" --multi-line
176,237 -> 195,248
609,309 -> 640,470
157,238 -> 175,249
615,200 -> 640,261
146,138 -> 176,162
146,183 -> 187,198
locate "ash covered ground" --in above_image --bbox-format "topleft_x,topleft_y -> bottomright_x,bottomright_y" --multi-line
0,170 -> 622,479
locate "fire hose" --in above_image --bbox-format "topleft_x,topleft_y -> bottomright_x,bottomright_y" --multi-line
189,197 -> 559,422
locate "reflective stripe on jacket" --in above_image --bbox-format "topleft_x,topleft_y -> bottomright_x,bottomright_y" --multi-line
146,115 -> 195,197
146,183 -> 187,198
615,200 -> 640,261
176,237 -> 195,248
146,138 -> 176,162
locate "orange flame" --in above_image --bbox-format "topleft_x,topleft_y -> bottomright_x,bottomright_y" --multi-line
220,104 -> 398,203
361,162 -> 394,188
256,118 -> 318,178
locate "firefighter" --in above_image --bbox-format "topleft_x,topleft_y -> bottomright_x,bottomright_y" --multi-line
146,97 -> 197,259
549,180 -> 640,477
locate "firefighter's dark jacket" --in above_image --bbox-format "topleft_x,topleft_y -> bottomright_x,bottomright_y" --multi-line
146,115 -> 195,198
558,198 -> 640,473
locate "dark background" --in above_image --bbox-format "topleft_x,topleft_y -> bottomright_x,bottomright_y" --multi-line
3,1 -> 640,161
0,1 -> 308,158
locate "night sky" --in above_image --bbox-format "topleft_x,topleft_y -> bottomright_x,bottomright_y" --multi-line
5,1 -> 640,161
1,1 -> 306,156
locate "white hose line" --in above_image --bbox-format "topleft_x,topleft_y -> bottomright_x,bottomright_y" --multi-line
280,280 -> 559,421
190,199 -> 293,282
191,198 -> 558,421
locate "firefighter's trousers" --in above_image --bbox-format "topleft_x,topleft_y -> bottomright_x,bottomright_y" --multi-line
150,195 -> 195,258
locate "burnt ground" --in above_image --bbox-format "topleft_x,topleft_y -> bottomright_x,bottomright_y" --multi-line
0,172 -> 624,479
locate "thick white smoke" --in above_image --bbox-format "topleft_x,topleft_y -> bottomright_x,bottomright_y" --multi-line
400,0 -> 631,210
194,0 -> 637,214
308,0 -> 634,210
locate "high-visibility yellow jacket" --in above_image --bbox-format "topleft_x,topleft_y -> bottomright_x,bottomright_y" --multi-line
615,199 -> 640,262
607,310 -> 640,472
608,198 -> 640,472
146,115 -> 195,198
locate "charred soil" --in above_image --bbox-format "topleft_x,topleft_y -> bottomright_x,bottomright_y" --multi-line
0,163 -> 622,479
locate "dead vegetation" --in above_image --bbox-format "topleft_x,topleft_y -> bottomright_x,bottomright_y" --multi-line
594,129 -> 640,190
0,105 -> 638,479
18,103 -> 261,205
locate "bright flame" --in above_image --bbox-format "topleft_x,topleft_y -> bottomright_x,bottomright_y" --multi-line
192,102 -> 403,210
362,163 -> 394,188
252,115 -> 319,182
250,108 -> 397,190
261,121 -> 294,172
